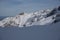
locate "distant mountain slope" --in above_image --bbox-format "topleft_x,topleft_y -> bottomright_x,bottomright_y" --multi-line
0,6 -> 60,27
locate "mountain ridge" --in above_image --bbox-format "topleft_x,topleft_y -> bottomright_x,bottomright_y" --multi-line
0,6 -> 60,27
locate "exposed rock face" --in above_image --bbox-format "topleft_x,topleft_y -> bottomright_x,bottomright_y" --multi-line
19,12 -> 24,15
58,6 -> 60,10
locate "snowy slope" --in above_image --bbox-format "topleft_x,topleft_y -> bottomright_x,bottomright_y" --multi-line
0,6 -> 60,27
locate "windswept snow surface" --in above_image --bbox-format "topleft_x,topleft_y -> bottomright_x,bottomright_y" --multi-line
0,6 -> 60,27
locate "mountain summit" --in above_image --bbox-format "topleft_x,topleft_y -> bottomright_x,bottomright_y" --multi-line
0,6 -> 60,27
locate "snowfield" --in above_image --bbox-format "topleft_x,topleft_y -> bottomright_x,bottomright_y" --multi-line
0,6 -> 60,27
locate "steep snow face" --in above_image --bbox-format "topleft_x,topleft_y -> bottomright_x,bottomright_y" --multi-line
0,6 -> 60,27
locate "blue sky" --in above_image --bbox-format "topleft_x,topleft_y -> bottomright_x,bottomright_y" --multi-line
0,0 -> 60,16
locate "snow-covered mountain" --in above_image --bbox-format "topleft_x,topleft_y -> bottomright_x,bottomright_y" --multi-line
0,6 -> 60,27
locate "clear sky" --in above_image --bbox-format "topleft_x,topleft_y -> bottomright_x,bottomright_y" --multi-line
0,0 -> 60,16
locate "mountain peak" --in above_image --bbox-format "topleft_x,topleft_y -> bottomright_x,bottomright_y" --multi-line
58,6 -> 60,10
